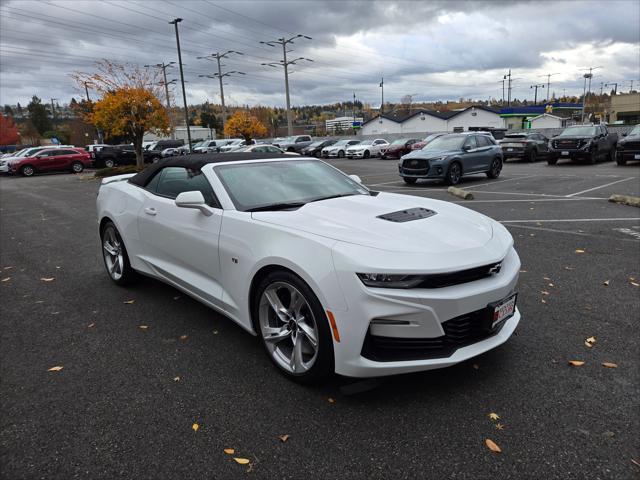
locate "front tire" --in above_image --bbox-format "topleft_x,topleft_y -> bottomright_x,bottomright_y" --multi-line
616,152 -> 626,165
338,150 -> 345,158
528,149 -> 537,163
363,150 -> 370,159
486,157 -> 502,178
253,270 -> 334,383
403,177 -> 417,185
104,159 -> 115,168
100,221 -> 135,286
547,156 -> 558,165
445,161 -> 462,185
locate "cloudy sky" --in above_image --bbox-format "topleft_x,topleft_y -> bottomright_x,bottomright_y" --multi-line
1,0 -> 639,109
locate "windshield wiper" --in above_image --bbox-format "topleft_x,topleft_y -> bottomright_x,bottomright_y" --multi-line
308,193 -> 359,203
246,202 -> 306,212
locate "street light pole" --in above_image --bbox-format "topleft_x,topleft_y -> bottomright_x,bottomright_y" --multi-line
50,98 -> 57,122
169,18 -> 192,152
530,84 -> 545,104
260,34 -> 313,136
146,62 -> 176,138
83,82 -> 91,102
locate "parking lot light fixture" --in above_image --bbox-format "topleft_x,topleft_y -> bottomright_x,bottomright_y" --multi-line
169,18 -> 191,152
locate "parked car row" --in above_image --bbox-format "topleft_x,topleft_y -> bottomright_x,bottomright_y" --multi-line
0,146 -> 91,176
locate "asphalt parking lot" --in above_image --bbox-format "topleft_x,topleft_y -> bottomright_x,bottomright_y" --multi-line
1,159 -> 639,480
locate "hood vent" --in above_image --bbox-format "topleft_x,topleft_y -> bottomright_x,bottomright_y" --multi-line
377,207 -> 437,223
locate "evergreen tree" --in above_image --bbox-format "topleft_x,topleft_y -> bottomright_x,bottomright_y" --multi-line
27,96 -> 51,134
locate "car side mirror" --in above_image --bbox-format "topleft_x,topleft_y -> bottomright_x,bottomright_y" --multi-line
175,191 -> 213,216
349,174 -> 362,184
463,145 -> 472,151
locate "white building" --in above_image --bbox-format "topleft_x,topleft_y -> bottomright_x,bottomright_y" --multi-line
529,114 -> 566,129
326,116 -> 364,133
144,126 -> 215,142
360,106 -> 502,136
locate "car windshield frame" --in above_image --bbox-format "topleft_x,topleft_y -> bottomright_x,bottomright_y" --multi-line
213,159 -> 370,212
391,139 -> 409,145
628,125 -> 640,136
422,135 -> 466,151
558,126 -> 598,136
332,139 -> 356,147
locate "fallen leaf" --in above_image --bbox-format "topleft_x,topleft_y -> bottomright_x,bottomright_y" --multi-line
278,434 -> 290,442
3,266 -> 12,270
564,266 -> 574,271
548,283 -> 555,287
495,423 -> 505,430
543,276 -> 551,281
631,458 -> 640,468
584,341 -> 593,348
602,362 -> 618,368
173,296 -> 181,300
472,363 -> 480,370
519,269 -> 528,273
568,360 -> 585,367
192,423 -> 199,432
541,290 -> 550,296
213,330 -> 218,335
138,325 -> 149,331
224,448 -> 235,455
603,280 -> 610,286
40,277 -> 55,282
488,413 -> 500,421
123,299 -> 135,304
575,249 -> 585,254
34,300 -> 44,304
87,323 -> 95,328
173,376 -> 180,382
48,365 -> 63,372
485,438 -> 502,453
586,336 -> 596,344
1,277 -> 11,282
233,458 -> 250,465
630,281 -> 639,287
541,298 -> 547,304
179,335 -> 188,341
328,397 -> 335,404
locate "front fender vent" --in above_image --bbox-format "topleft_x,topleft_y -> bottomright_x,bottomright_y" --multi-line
377,207 -> 437,223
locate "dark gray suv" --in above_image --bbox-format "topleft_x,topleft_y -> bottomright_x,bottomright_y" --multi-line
398,133 -> 503,185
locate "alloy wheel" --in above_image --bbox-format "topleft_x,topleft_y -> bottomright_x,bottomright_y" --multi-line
102,226 -> 124,281
259,282 -> 319,374
449,163 -> 461,184
21,165 -> 34,177
491,158 -> 502,176
72,162 -> 84,173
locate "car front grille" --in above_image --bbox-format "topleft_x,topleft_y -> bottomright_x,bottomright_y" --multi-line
414,261 -> 502,288
620,141 -> 640,151
361,307 -> 505,361
552,139 -> 583,149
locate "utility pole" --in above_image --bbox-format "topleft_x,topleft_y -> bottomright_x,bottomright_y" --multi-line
530,84 -> 545,104
197,51 -> 244,132
145,62 -> 176,138
498,79 -> 505,105
580,66 -> 602,123
260,35 -> 313,136
380,77 -> 384,114
83,82 -> 91,102
539,73 -> 559,102
352,92 -> 356,135
604,82 -> 618,95
504,70 -> 513,106
169,18 -> 192,152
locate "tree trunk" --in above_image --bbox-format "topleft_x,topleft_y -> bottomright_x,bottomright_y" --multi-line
133,132 -> 144,170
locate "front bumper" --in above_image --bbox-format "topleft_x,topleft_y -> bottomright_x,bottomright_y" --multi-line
549,148 -> 592,160
0,163 -> 9,173
329,246 -> 521,377
616,149 -> 640,161
398,161 -> 446,179
346,150 -> 367,158
501,147 -> 526,158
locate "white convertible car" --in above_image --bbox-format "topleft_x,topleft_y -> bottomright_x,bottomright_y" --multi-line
97,153 -> 521,382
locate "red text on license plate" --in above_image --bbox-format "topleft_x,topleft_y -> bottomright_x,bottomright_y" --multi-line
493,296 -> 516,327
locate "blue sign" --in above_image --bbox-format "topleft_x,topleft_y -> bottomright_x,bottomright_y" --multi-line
50,137 -> 60,145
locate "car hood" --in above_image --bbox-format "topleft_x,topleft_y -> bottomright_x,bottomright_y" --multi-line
324,145 -> 349,151
554,135 -> 594,140
401,149 -> 460,160
620,135 -> 640,143
347,144 -> 373,150
252,192 -> 495,253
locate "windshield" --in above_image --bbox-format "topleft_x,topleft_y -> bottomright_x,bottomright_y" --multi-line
12,148 -> 29,157
215,159 -> 369,211
308,141 -> 323,147
629,125 -> 640,136
391,139 -> 408,145
559,126 -> 597,136
23,147 -> 46,157
423,133 -> 442,143
423,135 -> 465,151
333,140 -> 354,147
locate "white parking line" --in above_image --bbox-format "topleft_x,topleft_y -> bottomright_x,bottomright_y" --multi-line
500,218 -> 640,223
452,197 -> 607,203
460,174 -> 539,190
565,177 -> 636,197
367,180 -> 407,187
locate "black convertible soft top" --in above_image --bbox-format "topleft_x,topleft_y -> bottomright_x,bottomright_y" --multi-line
128,152 -> 301,187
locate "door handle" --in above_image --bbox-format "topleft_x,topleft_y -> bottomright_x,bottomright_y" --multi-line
144,207 -> 157,216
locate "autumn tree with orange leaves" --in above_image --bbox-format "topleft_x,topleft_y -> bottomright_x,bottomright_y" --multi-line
73,60 -> 169,169
0,113 -> 20,145
223,111 -> 268,143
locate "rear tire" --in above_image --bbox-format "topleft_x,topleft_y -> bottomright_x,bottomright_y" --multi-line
588,150 -> 597,165
20,165 -> 35,177
338,150 -> 345,158
100,221 -> 136,286
547,157 -> 558,165
607,149 -> 615,162
616,152 -> 626,165
403,177 -> 417,185
253,270 -> 334,383
363,150 -> 370,159
486,157 -> 502,179
528,149 -> 537,163
104,159 -> 115,168
445,161 -> 462,185
71,161 -> 84,173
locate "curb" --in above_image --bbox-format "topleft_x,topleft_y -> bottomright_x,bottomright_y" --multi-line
608,194 -> 640,208
447,186 -> 474,200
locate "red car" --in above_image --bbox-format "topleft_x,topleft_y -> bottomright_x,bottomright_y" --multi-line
410,132 -> 447,151
10,147 -> 92,177
380,138 -> 420,159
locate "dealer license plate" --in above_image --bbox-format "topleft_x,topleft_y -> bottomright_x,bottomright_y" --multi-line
488,294 -> 517,329
635,154 -> 640,160
561,151 -> 569,155
507,148 -> 514,151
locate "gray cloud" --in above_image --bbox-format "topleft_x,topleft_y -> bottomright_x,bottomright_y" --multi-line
0,0 -> 638,107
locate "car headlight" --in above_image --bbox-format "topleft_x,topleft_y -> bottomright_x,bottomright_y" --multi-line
429,156 -> 446,163
357,273 -> 424,288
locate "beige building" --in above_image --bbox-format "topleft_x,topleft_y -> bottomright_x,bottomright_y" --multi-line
609,93 -> 640,125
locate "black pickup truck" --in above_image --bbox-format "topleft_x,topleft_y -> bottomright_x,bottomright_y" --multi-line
548,124 -> 618,165
91,144 -> 137,168
615,124 -> 640,165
